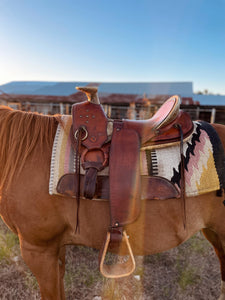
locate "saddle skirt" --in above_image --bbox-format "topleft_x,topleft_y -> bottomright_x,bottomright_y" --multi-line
49,116 -> 225,198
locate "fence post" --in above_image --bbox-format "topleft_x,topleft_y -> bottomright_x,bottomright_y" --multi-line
210,108 -> 216,123
60,103 -> 64,115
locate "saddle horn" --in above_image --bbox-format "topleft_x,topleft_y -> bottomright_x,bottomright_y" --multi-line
76,86 -> 100,104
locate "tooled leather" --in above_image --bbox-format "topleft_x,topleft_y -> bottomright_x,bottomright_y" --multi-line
109,123 -> 141,228
72,101 -> 108,149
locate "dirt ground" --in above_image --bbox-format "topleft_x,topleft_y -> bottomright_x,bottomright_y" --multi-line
0,217 -> 221,300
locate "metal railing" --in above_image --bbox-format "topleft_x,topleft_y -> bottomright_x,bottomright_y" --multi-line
2,100 -> 225,124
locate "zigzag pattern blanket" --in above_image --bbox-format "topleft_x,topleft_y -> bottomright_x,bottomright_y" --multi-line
49,117 -> 225,198
141,121 -> 225,197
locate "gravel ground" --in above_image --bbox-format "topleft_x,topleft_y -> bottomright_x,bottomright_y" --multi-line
0,218 -> 221,300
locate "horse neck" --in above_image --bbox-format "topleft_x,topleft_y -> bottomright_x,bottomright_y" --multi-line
0,106 -> 60,191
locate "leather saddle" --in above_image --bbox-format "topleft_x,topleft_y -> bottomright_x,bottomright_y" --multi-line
57,87 -> 193,278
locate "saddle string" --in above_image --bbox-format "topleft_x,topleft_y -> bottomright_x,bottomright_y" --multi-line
175,123 -> 186,230
75,126 -> 84,233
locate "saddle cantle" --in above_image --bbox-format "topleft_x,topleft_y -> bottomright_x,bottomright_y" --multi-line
59,86 -> 193,278
123,100 -> 193,145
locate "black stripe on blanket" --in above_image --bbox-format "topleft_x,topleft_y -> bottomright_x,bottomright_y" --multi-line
198,121 -> 225,190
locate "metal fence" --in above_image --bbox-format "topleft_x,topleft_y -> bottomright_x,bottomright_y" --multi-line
4,101 -> 225,124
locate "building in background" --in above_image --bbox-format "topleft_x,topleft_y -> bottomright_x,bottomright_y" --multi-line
0,81 -> 224,123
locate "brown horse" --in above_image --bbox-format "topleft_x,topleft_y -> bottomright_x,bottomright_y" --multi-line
0,105 -> 225,300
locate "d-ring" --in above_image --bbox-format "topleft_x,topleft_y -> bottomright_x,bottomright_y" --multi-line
74,126 -> 88,141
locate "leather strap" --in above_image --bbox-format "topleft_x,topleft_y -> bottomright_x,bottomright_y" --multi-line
74,126 -> 84,233
174,123 -> 186,229
109,122 -> 141,228
83,167 -> 98,199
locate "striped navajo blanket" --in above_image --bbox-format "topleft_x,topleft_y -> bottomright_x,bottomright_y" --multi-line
49,118 -> 225,198
49,115 -> 74,195
140,121 -> 225,197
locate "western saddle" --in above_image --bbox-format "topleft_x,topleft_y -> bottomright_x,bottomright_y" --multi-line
57,86 -> 193,278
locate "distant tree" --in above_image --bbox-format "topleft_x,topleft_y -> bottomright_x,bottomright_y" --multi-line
195,89 -> 222,96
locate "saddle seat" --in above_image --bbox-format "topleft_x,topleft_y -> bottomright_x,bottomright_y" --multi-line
123,95 -> 193,145
66,87 -> 193,278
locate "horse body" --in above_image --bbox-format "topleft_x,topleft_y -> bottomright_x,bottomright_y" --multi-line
0,106 -> 225,299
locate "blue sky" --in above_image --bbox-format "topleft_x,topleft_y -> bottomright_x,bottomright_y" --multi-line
0,0 -> 225,94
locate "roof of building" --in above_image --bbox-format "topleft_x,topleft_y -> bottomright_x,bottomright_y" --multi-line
0,81 -> 193,97
98,82 -> 193,97
0,92 -> 81,104
193,94 -> 225,106
0,81 -> 88,96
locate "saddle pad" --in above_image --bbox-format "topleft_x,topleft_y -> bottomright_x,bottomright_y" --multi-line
141,121 -> 225,197
49,118 -> 225,198
49,115 -> 74,195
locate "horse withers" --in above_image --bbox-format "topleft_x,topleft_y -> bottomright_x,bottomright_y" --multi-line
0,93 -> 225,299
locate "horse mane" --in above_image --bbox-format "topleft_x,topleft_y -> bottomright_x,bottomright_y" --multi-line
0,106 -> 61,192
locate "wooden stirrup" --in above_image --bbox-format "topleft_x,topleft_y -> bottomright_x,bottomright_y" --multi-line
99,231 -> 136,278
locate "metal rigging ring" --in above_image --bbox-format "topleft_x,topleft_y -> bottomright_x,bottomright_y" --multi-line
74,126 -> 88,141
